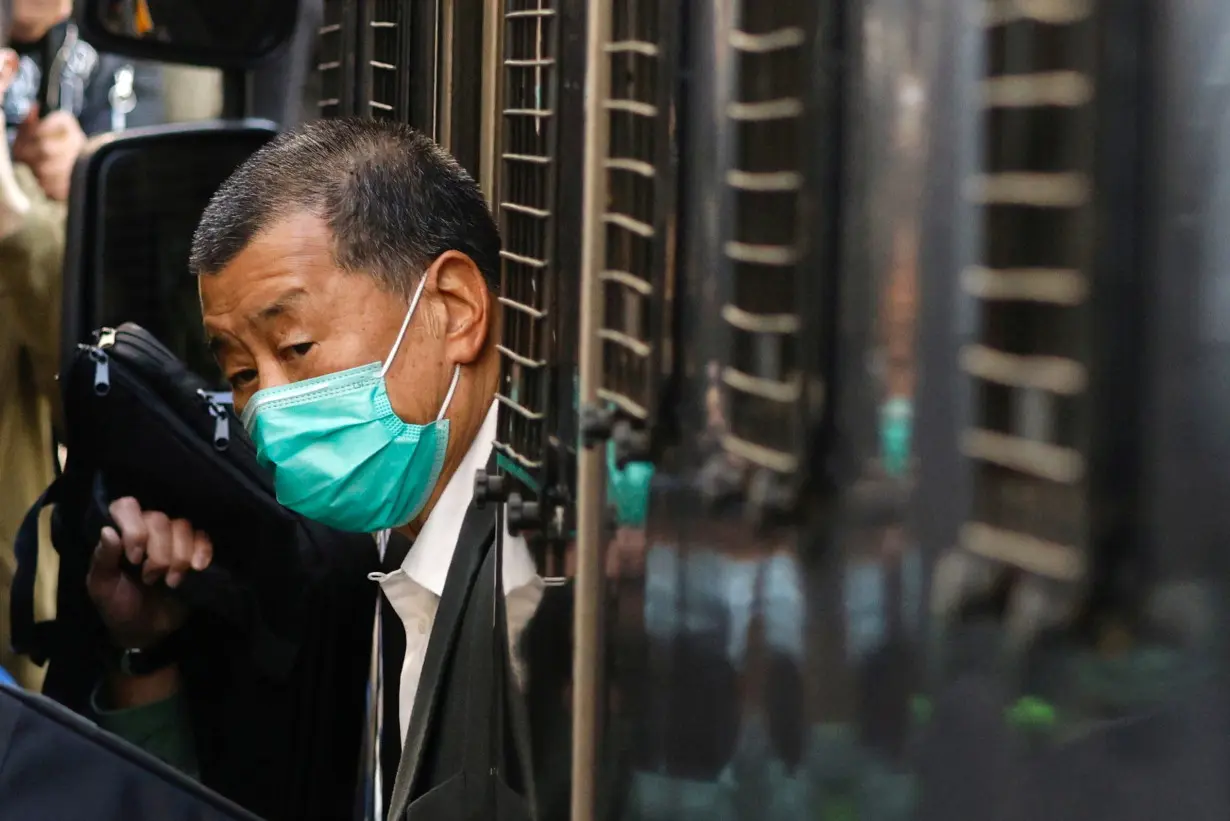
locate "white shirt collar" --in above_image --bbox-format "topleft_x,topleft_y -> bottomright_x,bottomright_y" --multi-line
399,400 -> 538,596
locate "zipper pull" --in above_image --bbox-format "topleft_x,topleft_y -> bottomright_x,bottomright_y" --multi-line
213,412 -> 230,451
95,327 -> 117,349
198,389 -> 230,450
88,348 -> 110,396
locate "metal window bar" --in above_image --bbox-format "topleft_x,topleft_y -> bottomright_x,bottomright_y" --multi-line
960,1 -> 1097,584
358,0 -> 412,121
441,0 -> 488,176
317,0 -> 356,118
713,0 -> 821,518
539,0 -> 590,542
591,0 -> 681,462
490,0 -> 562,531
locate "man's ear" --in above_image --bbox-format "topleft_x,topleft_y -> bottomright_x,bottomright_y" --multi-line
431,249 -> 492,366
0,50 -> 18,98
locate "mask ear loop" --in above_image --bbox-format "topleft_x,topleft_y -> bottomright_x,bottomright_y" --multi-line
380,273 -> 432,379
436,365 -> 462,421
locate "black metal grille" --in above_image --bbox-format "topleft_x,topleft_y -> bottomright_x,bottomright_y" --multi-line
961,2 -> 1097,583
493,0 -> 561,492
717,1 -> 816,506
316,0 -> 351,118
595,0 -> 679,451
364,0 -> 407,120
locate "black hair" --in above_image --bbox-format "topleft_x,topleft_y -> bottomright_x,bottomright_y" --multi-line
189,118 -> 501,298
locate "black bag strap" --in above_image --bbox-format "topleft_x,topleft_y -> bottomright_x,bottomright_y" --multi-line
10,477 -> 62,664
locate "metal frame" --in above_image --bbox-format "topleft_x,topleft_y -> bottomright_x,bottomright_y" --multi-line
439,0 -> 487,174
958,2 -> 1099,601
316,0 -> 357,118
706,0 -> 827,524
476,0 -> 586,554
573,0 -> 612,816
479,0 -> 506,200
410,0 -> 442,134
580,0 -> 683,465
356,0 -> 411,123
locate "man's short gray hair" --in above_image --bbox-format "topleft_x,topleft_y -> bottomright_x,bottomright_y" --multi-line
189,118 -> 500,299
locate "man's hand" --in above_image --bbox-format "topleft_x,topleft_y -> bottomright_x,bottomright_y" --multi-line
86,496 -> 214,652
12,106 -> 87,202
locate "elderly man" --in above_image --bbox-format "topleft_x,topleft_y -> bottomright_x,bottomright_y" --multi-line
85,118 -> 542,818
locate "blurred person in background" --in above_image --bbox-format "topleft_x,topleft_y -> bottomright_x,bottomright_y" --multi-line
4,0 -> 163,200
148,0 -> 322,128
0,0 -> 70,691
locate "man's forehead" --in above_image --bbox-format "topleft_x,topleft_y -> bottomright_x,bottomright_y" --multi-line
199,213 -> 336,312
212,211 -> 335,277
200,268 -> 314,321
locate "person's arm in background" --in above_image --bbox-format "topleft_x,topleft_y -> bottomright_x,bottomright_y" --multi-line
11,106 -> 85,203
0,112 -> 67,693
0,154 -> 65,412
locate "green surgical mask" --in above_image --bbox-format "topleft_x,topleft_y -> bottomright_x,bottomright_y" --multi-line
241,274 -> 458,533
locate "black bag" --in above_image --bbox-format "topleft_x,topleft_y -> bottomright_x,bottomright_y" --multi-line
387,499 -> 538,821
10,322 -> 379,821
0,684 -> 262,821
12,322 -> 303,678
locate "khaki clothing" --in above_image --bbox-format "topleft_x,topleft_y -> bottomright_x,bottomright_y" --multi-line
0,164 -> 66,690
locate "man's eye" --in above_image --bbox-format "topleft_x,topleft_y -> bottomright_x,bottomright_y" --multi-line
285,342 -> 315,358
229,369 -> 258,387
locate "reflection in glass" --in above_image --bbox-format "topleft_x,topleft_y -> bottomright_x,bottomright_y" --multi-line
596,1 -> 1230,821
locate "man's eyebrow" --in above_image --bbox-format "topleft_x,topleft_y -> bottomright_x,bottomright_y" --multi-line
202,288 -> 310,354
254,287 -> 310,321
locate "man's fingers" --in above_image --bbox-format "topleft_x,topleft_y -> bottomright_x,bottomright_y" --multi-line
141,511 -> 172,584
86,527 -> 123,599
93,526 -> 123,574
109,497 -> 149,564
165,519 -> 196,588
191,530 -> 213,572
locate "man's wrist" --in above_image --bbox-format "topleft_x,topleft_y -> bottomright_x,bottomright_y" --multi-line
102,664 -> 182,711
104,625 -> 187,677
